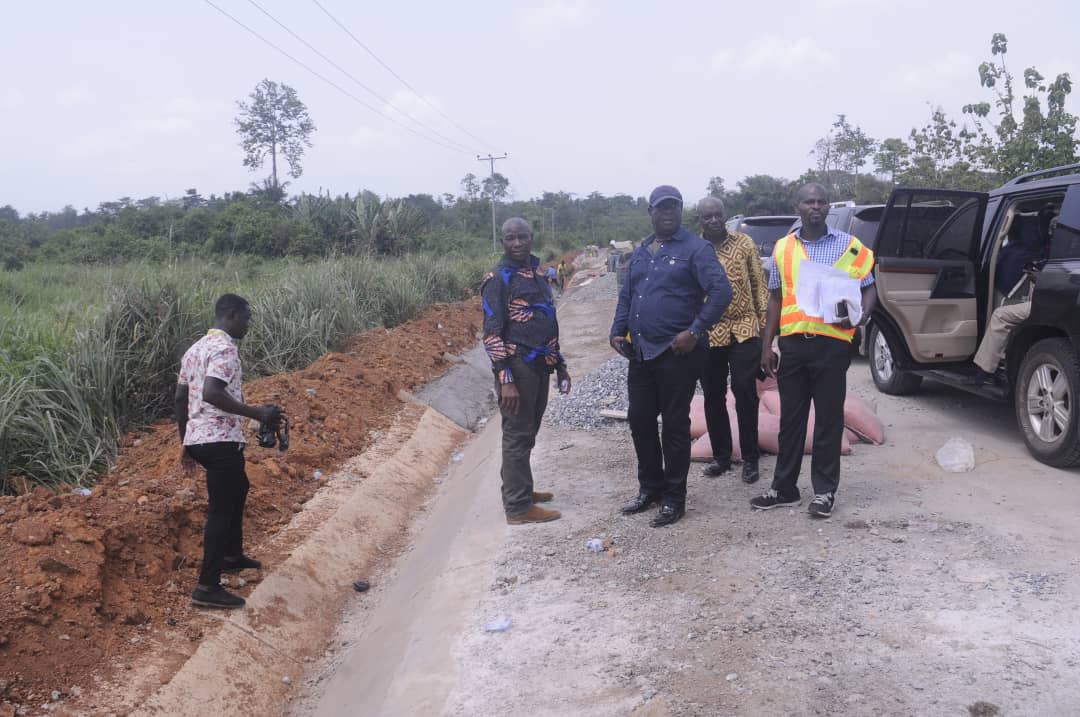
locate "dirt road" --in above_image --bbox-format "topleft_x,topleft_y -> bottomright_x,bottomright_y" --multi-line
298,266 -> 1080,717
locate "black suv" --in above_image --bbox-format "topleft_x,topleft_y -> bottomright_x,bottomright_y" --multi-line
867,163 -> 1080,466
725,215 -> 799,258
789,201 -> 887,248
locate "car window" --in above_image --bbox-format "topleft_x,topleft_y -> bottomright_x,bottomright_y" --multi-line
877,192 -> 978,258
925,199 -> 981,260
849,207 -> 883,248
1050,184 -> 1080,260
738,218 -> 797,257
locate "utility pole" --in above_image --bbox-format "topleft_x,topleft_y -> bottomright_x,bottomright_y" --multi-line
477,153 -> 508,251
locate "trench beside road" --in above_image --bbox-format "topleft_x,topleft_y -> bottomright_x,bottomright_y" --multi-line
298,266 -> 1080,717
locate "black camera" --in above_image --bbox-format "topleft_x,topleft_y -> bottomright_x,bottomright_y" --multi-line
256,405 -> 289,452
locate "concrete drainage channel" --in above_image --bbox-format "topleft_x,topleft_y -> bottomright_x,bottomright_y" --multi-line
133,346 -> 496,716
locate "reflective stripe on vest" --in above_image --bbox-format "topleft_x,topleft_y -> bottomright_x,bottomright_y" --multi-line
773,233 -> 874,341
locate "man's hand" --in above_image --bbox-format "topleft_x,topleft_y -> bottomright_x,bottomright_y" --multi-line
499,383 -> 521,415
610,335 -> 631,358
761,346 -> 780,378
252,404 -> 283,425
556,367 -> 572,395
179,446 -> 196,474
670,330 -> 698,356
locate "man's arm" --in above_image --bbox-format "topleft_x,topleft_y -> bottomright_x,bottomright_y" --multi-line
174,383 -> 189,442
746,240 -> 769,328
859,284 -> 877,325
760,289 -> 783,377
688,244 -> 732,336
202,378 -> 274,423
609,251 -> 635,356
481,273 -> 515,385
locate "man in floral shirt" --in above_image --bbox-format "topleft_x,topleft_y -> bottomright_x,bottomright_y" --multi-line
482,217 -> 571,524
175,294 -> 278,609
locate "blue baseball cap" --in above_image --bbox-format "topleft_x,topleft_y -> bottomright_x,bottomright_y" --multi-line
648,185 -> 683,208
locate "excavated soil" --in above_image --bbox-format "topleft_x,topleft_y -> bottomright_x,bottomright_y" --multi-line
0,297 -> 481,714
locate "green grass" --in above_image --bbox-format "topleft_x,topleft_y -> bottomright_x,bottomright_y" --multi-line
0,252 -> 492,492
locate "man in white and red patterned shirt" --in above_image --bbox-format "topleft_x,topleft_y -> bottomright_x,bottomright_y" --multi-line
175,294 -> 280,609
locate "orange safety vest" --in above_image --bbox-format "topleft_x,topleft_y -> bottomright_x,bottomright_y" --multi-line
773,233 -> 874,342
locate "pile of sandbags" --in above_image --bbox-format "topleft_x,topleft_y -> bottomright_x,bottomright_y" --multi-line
689,379 -> 884,462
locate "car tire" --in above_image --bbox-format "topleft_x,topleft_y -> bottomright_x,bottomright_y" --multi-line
1014,337 -> 1080,467
869,323 -> 922,395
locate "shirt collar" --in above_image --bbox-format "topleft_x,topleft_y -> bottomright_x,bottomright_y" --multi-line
795,225 -> 838,243
646,226 -> 690,247
500,254 -> 539,269
207,328 -> 236,344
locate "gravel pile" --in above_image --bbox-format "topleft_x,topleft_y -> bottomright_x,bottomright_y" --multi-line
565,269 -> 618,303
545,356 -> 629,430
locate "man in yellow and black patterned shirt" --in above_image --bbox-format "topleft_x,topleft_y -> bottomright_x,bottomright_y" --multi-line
697,196 -> 769,484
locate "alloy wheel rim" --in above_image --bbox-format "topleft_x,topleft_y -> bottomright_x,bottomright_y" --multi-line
874,330 -> 894,382
1026,362 -> 1070,444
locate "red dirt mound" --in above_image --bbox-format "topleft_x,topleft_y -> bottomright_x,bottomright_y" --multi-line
0,298 -> 481,712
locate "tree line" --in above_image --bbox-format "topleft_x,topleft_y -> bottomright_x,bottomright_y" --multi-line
0,33 -> 1076,270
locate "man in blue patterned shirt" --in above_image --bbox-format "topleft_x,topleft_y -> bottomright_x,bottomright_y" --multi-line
482,217 -> 571,525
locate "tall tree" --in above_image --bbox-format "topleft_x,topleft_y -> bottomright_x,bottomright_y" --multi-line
235,79 -> 316,197
961,33 -> 1078,178
481,172 -> 511,202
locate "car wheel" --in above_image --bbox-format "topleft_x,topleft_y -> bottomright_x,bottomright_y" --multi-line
1015,338 -> 1080,467
869,324 -> 922,395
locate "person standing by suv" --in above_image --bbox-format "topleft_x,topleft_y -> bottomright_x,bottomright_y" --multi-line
697,196 -> 768,484
175,294 -> 281,609
752,183 -> 876,518
611,185 -> 732,527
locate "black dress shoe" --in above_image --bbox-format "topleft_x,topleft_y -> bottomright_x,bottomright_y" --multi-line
651,504 -> 685,527
741,460 -> 760,484
621,493 -> 660,515
702,459 -> 731,477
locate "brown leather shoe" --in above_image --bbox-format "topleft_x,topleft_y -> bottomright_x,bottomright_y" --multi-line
532,491 -> 554,503
506,505 -> 561,524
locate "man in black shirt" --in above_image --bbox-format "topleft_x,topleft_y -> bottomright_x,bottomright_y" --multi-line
482,217 -> 572,524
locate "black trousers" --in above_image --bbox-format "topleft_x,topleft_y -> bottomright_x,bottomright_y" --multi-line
700,338 -> 761,464
496,358 -> 550,516
627,346 -> 705,508
186,441 -> 249,587
772,335 -> 850,497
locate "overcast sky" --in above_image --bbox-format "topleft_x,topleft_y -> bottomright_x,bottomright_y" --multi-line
3,0 -> 1078,214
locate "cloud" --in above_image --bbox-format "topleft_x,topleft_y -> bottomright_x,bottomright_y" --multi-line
347,126 -> 387,148
55,85 -> 92,107
59,131 -> 134,159
3,88 -> 26,109
711,35 -> 836,74
515,0 -> 592,35
890,51 -> 974,94
384,88 -> 443,121
145,116 -> 195,135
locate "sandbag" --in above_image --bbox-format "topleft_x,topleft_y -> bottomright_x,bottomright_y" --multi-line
845,427 -> 861,444
758,412 -> 781,454
690,395 -> 707,439
690,416 -> 742,462
756,376 -> 778,395
844,394 -> 885,444
759,390 -> 781,415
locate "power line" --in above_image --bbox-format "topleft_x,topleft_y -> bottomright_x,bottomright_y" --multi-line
201,0 -> 469,155
311,0 -> 494,151
243,0 -> 477,154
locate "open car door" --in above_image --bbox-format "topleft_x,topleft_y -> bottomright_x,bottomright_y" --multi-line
874,189 -> 988,364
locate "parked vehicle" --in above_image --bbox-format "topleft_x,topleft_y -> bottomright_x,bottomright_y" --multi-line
788,201 -> 887,249
725,215 -> 799,258
868,163 -> 1080,466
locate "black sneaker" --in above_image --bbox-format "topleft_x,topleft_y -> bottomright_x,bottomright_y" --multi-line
750,488 -> 801,510
223,555 -> 262,572
702,459 -> 731,477
191,584 -> 246,609
741,460 -> 760,484
808,493 -> 835,518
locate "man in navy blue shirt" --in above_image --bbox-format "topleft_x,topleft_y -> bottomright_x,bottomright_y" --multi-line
610,185 -> 732,526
